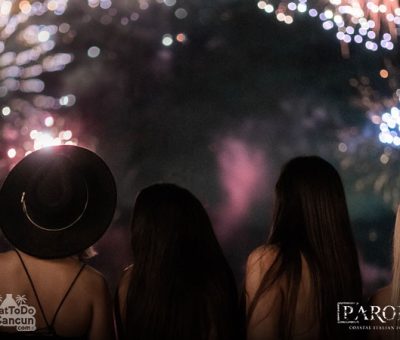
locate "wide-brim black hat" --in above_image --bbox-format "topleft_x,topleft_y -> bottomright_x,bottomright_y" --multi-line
0,145 -> 117,259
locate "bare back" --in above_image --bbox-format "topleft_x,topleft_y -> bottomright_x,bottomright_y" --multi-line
0,250 -> 115,340
245,246 -> 319,340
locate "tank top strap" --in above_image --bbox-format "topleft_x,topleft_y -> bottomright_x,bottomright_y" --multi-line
14,249 -> 51,330
50,262 -> 86,328
14,249 -> 86,335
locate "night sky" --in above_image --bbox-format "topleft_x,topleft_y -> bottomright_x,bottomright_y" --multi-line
1,0 -> 400,295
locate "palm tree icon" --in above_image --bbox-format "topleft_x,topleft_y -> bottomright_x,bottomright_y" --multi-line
15,295 -> 27,305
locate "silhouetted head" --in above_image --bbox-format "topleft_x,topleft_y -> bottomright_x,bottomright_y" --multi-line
126,183 -> 239,340
270,156 -> 351,251
131,183 -> 221,270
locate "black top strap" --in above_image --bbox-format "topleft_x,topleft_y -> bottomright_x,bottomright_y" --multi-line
50,263 -> 86,327
15,249 -> 51,329
14,249 -> 86,333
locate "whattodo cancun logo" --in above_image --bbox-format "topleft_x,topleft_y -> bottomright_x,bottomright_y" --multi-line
0,294 -> 36,331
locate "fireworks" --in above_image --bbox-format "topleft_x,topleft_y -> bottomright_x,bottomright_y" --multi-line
0,0 -> 82,176
335,71 -> 400,210
376,106 -> 400,146
84,0 -> 189,48
0,0 -> 73,100
257,0 -> 400,53
354,66 -> 400,148
0,0 -> 189,177
2,98 -> 79,159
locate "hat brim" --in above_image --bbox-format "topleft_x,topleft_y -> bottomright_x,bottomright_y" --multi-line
0,146 -> 117,259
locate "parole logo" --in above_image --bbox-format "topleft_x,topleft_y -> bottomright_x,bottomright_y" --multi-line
0,294 -> 36,331
337,302 -> 400,324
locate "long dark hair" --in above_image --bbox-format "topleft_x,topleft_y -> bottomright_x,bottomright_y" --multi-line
124,183 -> 240,340
247,156 -> 362,339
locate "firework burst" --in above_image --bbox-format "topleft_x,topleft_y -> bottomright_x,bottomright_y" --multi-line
257,0 -> 400,54
0,1 -> 86,178
337,67 -> 400,210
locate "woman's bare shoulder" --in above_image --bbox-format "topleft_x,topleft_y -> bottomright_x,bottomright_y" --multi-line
245,245 -> 281,298
0,250 -> 18,262
79,265 -> 110,296
118,265 -> 133,297
370,285 -> 392,306
116,265 -> 133,319
122,264 -> 133,276
247,245 -> 280,272
0,250 -> 15,256
0,251 -> 19,278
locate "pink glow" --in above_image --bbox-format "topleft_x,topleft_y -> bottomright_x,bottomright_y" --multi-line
215,137 -> 267,241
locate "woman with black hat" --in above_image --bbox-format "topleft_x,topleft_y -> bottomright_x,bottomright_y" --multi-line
0,145 -> 117,339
